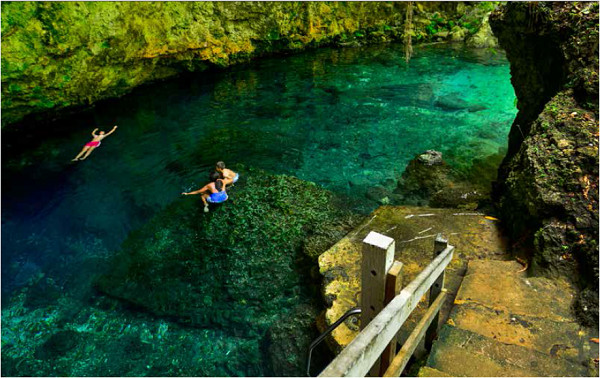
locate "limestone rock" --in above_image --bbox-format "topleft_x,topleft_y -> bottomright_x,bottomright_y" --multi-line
435,30 -> 449,39
1,3 -> 497,127
0,2 -> 410,127
449,26 -> 468,42
417,150 -> 443,166
365,185 -> 392,205
396,150 -> 452,202
430,183 -> 489,210
318,206 -> 510,352
465,14 -> 498,48
96,168 -> 361,333
490,2 -> 599,326
424,260 -> 597,377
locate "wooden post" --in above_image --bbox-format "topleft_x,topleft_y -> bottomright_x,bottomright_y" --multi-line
383,291 -> 448,377
361,231 -> 395,376
319,245 -> 455,378
379,261 -> 403,376
425,234 -> 447,351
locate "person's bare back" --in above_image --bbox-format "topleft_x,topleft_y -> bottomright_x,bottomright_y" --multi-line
215,161 -> 239,186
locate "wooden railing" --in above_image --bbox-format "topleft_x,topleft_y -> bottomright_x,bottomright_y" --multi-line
318,231 -> 454,377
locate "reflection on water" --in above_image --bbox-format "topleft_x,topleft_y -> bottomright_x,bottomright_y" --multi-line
1,43 -> 516,376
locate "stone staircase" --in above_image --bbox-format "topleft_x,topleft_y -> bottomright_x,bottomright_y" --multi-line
420,260 -> 599,377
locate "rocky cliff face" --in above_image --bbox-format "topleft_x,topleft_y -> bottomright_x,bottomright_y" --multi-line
490,2 -> 599,326
1,1 -> 494,127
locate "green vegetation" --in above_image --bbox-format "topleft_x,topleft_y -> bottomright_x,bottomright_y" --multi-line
1,2 -> 496,127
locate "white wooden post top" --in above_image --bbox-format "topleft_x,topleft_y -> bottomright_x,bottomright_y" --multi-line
363,231 -> 395,250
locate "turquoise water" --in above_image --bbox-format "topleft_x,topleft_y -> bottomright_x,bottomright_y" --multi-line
2,43 -> 516,376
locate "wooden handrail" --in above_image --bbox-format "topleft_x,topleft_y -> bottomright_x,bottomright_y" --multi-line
319,244 -> 454,377
383,290 -> 448,377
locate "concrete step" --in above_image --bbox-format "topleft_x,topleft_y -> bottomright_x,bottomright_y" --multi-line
423,259 -> 599,377
427,325 -> 589,377
417,366 -> 454,377
450,260 -> 598,363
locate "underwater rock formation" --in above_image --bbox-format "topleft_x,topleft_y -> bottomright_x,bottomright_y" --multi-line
2,2 -> 497,127
96,167 -> 361,334
264,304 -> 330,377
490,2 -> 599,326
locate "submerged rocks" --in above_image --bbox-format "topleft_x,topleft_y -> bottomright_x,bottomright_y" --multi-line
365,185 -> 393,205
434,93 -> 488,112
34,330 -> 81,360
264,304 -> 329,377
96,167 -> 362,334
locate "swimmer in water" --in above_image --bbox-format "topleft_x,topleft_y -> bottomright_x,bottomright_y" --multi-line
72,125 -> 118,161
182,171 -> 228,213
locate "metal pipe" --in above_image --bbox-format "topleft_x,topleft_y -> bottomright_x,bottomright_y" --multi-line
306,307 -> 361,377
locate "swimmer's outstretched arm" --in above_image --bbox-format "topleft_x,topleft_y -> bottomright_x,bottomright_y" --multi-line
104,125 -> 118,136
182,183 -> 210,196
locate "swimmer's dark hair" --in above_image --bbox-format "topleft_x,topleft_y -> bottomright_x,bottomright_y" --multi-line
210,171 -> 224,191
216,161 -> 226,169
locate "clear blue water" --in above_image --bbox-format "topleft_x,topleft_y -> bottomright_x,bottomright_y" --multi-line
1,43 -> 516,376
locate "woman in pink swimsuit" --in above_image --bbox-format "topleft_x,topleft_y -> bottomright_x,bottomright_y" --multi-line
72,125 -> 118,161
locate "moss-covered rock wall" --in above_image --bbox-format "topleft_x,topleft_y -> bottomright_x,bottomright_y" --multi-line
490,2 -> 599,326
1,1 -> 495,127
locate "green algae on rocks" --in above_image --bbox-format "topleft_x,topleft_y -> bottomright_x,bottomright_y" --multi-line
96,167 -> 362,332
490,2 -> 599,326
1,1 -> 498,127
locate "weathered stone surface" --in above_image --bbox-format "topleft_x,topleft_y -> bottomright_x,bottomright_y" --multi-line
317,205 -> 509,353
424,259 -> 598,377
449,26 -> 468,42
396,150 -> 452,204
418,366 -> 452,377
426,325 -> 591,377
465,14 -> 498,48
430,183 -> 488,210
490,2 -> 599,326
